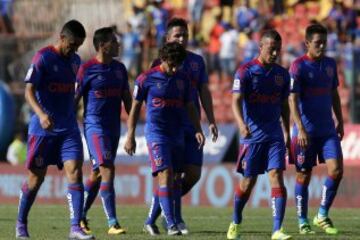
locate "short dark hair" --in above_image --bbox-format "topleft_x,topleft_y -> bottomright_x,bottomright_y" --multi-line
93,27 -> 114,51
261,29 -> 282,42
166,17 -> 188,34
159,42 -> 186,65
305,24 -> 327,41
61,20 -> 86,39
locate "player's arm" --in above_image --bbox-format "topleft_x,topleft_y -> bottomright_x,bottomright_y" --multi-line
199,83 -> 218,142
332,88 -> 344,140
122,89 -> 132,115
25,83 -> 53,130
186,102 -> 205,149
232,92 -> 250,138
288,93 -> 308,148
124,99 -> 142,156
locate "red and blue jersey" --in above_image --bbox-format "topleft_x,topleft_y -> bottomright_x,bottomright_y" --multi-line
134,65 -> 191,144
76,58 -> 129,136
289,55 -> 338,137
152,51 -> 208,131
24,46 -> 80,136
232,59 -> 290,143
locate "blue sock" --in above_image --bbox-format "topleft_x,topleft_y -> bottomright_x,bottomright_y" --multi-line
158,186 -> 175,228
295,179 -> 309,224
145,188 -> 161,225
67,183 -> 84,227
271,187 -> 287,233
173,178 -> 183,224
318,176 -> 340,218
83,178 -> 100,219
17,182 -> 39,224
100,182 -> 118,227
233,187 -> 249,224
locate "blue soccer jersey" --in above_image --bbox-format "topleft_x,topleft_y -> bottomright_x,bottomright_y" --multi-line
289,55 -> 338,137
133,65 -> 191,144
24,46 -> 80,136
76,58 -> 129,135
232,59 -> 290,143
152,51 -> 208,131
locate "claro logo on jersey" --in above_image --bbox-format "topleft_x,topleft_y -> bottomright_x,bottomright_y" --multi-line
152,97 -> 184,108
248,92 -> 281,104
94,88 -> 122,98
48,82 -> 75,93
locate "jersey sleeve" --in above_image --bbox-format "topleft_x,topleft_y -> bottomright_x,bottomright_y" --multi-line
24,51 -> 45,85
232,66 -> 248,94
282,70 -> 291,100
75,64 -> 88,97
133,74 -> 148,102
289,60 -> 301,93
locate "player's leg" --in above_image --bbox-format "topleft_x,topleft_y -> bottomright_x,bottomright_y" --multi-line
16,168 -> 47,239
313,136 -> 343,235
267,141 -> 291,240
227,143 -> 260,240
62,132 -> 94,240
290,133 -> 316,234
16,134 -> 50,239
81,168 -> 101,234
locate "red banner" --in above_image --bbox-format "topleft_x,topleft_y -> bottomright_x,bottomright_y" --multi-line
0,163 -> 359,208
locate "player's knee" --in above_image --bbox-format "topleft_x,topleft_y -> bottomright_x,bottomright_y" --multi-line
296,171 -> 311,185
28,176 -> 45,190
329,168 -> 343,181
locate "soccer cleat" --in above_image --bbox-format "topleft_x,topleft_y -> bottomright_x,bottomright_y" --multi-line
313,215 -> 338,235
177,222 -> 189,235
80,219 -> 91,235
69,226 -> 94,240
271,228 -> 292,240
227,222 -> 241,240
16,221 -> 30,239
143,224 -> 160,236
167,225 -> 182,236
108,223 -> 126,235
299,222 -> 315,234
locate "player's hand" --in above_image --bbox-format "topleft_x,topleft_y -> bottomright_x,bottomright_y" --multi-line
39,113 -> 53,130
297,127 -> 309,149
209,123 -> 218,142
124,136 -> 136,156
336,122 -> 344,140
239,124 -> 251,138
195,131 -> 205,149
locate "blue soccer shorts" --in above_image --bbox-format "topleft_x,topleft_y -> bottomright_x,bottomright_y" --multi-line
289,133 -> 343,172
147,141 -> 185,176
26,131 -> 83,169
85,131 -> 119,170
236,140 -> 286,177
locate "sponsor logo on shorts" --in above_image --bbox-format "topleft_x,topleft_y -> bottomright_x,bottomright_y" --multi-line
154,157 -> 163,167
297,154 -> 305,165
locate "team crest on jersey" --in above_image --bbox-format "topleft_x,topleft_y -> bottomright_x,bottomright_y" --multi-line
53,65 -> 58,72
274,75 -> 284,86
35,156 -> 44,167
97,75 -> 104,81
190,61 -> 199,71
297,154 -> 305,165
156,82 -> 162,89
72,64 -> 79,74
308,72 -> 314,79
176,79 -> 184,90
326,67 -> 334,78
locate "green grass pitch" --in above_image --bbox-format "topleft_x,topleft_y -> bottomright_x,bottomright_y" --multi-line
1,205 -> 360,239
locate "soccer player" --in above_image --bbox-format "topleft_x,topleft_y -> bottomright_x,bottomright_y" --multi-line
226,29 -> 292,240
16,20 -> 94,240
75,27 -> 132,235
124,42 -> 205,236
145,17 -> 218,235
289,24 -> 344,235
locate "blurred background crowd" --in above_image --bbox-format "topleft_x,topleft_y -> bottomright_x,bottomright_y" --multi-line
0,0 -> 360,164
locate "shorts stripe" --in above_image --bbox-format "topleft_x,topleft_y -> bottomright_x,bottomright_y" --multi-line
26,135 -> 36,168
92,134 -> 104,165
